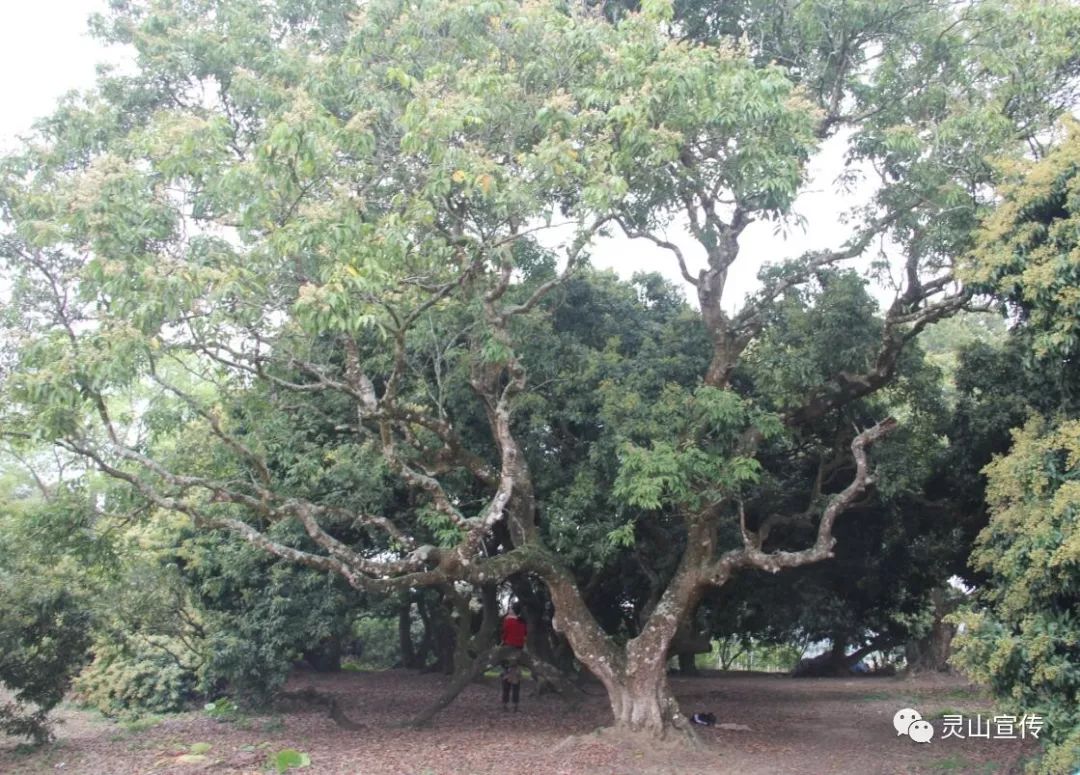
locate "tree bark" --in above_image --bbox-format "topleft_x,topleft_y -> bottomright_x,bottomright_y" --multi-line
905,587 -> 958,673
540,526 -> 711,740
609,668 -> 689,737
398,602 -> 422,670
446,583 -> 498,675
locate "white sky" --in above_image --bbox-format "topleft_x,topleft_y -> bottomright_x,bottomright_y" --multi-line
0,2 -> 881,312
0,1 -> 112,148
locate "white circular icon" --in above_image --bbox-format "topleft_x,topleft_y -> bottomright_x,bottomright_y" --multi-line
908,719 -> 935,743
893,708 -> 922,736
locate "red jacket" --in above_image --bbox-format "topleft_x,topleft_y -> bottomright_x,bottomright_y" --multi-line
501,614 -> 527,648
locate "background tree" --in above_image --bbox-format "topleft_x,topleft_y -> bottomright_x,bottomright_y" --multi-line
0,467 -> 95,742
2,0 -> 1078,740
951,126 -> 1080,775
686,272 -> 965,676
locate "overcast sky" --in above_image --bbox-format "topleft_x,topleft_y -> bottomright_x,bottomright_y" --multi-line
0,2 -> 881,311
0,1 -> 112,147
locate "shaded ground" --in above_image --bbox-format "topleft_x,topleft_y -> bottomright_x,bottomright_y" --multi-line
1,669 -> 1040,774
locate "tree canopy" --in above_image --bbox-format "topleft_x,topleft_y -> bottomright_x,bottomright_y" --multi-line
952,126 -> 1080,775
2,0 -> 1079,741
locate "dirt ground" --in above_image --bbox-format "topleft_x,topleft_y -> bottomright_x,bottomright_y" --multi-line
1,669 -> 1041,775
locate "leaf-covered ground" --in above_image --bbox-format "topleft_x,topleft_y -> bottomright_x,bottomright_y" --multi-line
1,669 -> 1038,774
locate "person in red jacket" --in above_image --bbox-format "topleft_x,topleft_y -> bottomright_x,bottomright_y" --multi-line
500,601 -> 527,711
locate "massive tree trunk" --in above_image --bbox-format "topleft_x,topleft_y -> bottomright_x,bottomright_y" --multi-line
559,625 -> 690,738
609,668 -> 685,736
611,629 -> 696,737
539,525 -> 712,739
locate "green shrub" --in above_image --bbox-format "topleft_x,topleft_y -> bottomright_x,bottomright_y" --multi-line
951,418 -> 1080,775
203,697 -> 239,722
176,527 -> 364,704
0,576 -> 92,743
74,636 -> 199,716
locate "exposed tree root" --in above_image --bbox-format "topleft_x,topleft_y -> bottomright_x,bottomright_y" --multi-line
277,687 -> 366,731
553,722 -> 702,755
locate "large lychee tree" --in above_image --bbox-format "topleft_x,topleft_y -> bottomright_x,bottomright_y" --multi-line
2,0 -> 1078,737
951,125 -> 1080,775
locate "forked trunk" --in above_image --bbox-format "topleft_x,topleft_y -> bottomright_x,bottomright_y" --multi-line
542,550 -> 704,740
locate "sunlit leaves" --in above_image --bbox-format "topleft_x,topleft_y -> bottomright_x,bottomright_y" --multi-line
952,416 -> 1080,774
612,386 -> 777,511
973,417 -> 1080,617
0,0 -> 819,507
417,505 -> 466,548
966,122 -> 1080,360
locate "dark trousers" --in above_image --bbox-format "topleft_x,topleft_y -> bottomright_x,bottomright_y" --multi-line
501,647 -> 523,705
501,679 -> 520,705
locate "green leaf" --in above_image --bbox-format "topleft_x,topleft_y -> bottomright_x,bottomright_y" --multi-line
271,748 -> 311,773
606,522 -> 636,549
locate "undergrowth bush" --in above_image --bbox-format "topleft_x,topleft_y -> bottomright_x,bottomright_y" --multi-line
0,575 -> 92,743
74,636 -> 200,717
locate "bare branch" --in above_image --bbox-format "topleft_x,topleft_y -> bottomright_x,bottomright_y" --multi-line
497,216 -> 609,321
732,212 -> 902,338
614,216 -> 698,287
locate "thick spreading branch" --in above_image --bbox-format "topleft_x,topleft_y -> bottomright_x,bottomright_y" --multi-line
717,416 -> 897,578
787,283 -> 969,426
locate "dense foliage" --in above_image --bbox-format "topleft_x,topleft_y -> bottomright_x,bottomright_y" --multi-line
1,0 -> 1078,745
0,580 -> 92,742
0,482 -> 94,742
953,419 -> 1080,774
952,129 -> 1080,775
